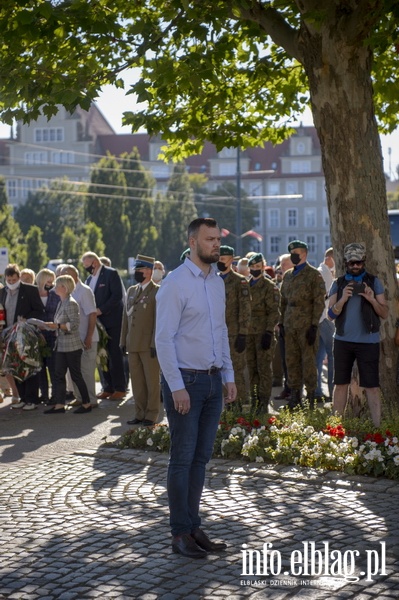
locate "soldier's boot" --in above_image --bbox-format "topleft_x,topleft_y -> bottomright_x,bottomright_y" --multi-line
255,398 -> 269,415
288,389 -> 302,411
306,391 -> 316,410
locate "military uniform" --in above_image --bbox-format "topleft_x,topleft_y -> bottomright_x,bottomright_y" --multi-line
120,256 -> 160,424
280,263 -> 326,400
220,269 -> 251,404
246,274 -> 280,409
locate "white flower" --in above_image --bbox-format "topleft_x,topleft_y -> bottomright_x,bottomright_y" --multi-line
255,456 -> 264,463
392,437 -> 398,444
231,427 -> 238,435
393,455 -> 399,465
146,438 -> 154,446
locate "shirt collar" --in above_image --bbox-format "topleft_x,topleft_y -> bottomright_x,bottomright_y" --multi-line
184,257 -> 216,278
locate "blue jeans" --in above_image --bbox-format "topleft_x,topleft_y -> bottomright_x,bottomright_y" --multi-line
316,318 -> 334,398
162,370 -> 223,537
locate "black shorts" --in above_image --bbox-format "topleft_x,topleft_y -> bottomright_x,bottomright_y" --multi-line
333,339 -> 380,388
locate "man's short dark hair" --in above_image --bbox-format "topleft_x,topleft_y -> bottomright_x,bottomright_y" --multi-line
188,218 -> 219,239
4,263 -> 20,278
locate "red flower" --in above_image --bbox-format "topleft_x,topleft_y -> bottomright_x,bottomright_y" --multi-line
386,430 -> 393,438
364,432 -> 385,444
268,416 -> 276,424
252,419 -> 261,428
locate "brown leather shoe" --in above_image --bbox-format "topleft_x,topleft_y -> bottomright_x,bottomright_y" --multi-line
191,528 -> 227,552
172,533 -> 207,558
109,391 -> 126,400
96,391 -> 113,399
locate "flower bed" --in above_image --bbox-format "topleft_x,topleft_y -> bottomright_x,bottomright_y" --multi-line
118,406 -> 399,481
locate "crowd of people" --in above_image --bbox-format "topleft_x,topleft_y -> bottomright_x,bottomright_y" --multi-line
0,217 -> 390,559
0,228 -> 389,431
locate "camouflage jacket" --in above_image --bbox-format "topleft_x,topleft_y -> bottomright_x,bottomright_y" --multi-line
280,263 -> 326,328
248,275 -> 280,334
221,269 -> 251,336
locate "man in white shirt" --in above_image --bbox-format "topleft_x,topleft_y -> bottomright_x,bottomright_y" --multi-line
156,217 -> 236,559
61,265 -> 99,407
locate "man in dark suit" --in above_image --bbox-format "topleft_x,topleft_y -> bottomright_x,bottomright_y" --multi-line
0,263 -> 45,410
81,251 -> 126,400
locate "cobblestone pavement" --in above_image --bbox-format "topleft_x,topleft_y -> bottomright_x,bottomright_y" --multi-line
1,392 -> 399,599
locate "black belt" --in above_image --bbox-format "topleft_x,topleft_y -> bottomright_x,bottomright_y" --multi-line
180,367 -> 221,375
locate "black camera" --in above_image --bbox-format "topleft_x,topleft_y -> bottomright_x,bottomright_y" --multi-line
351,281 -> 365,295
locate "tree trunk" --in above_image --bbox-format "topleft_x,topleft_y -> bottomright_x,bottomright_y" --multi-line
299,17 -> 398,412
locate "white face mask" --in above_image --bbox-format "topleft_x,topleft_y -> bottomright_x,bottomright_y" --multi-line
152,269 -> 164,283
7,280 -> 20,291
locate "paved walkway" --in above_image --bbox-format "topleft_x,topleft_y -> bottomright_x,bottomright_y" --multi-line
1,392 -> 399,599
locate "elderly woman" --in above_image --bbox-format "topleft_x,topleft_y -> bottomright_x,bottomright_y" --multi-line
43,275 -> 91,414
36,268 -> 59,404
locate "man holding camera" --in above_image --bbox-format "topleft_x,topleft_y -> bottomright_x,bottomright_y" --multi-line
328,242 -> 388,427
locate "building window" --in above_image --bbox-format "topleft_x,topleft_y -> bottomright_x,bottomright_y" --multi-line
304,208 -> 316,228
34,127 -> 64,143
268,181 -> 280,196
286,180 -> 298,197
291,160 -> 311,173
52,151 -> 75,164
304,180 -> 317,200
324,235 -> 331,250
21,179 -> 32,199
306,235 -> 316,253
288,235 -> 297,245
7,180 -> 17,199
287,208 -> 298,227
270,236 -> 280,254
268,208 -> 280,228
219,162 -> 236,176
25,152 -> 48,165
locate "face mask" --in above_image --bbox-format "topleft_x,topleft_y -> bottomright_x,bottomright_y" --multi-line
250,269 -> 262,278
134,271 -> 145,284
85,263 -> 95,275
290,253 -> 302,265
7,280 -> 20,291
44,284 -> 54,291
152,269 -> 163,283
217,261 -> 228,272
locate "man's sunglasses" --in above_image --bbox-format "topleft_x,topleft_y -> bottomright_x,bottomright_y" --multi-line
347,260 -> 365,267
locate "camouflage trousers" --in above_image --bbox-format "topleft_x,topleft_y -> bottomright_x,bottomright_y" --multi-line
228,335 -> 249,404
284,327 -> 319,393
246,333 -> 275,403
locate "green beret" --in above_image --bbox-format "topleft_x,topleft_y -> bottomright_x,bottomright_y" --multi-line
180,248 -> 190,261
288,240 -> 308,252
219,245 -> 235,256
248,252 -> 264,266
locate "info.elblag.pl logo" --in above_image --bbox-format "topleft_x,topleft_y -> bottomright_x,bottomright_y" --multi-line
241,541 -> 387,583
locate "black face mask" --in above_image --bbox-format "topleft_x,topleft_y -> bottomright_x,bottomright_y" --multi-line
44,284 -> 54,292
217,261 -> 228,272
85,263 -> 95,275
250,269 -> 262,278
290,253 -> 302,265
134,271 -> 145,284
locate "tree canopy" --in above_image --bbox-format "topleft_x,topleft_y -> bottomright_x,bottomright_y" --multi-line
0,1 -> 398,155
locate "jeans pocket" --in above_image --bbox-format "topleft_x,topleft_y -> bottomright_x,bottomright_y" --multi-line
181,371 -> 197,387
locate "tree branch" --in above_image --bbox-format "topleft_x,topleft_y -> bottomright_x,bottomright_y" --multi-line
232,1 -> 303,63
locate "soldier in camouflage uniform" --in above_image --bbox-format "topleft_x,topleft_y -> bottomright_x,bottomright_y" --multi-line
246,252 -> 280,412
217,246 -> 251,407
279,240 -> 326,408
